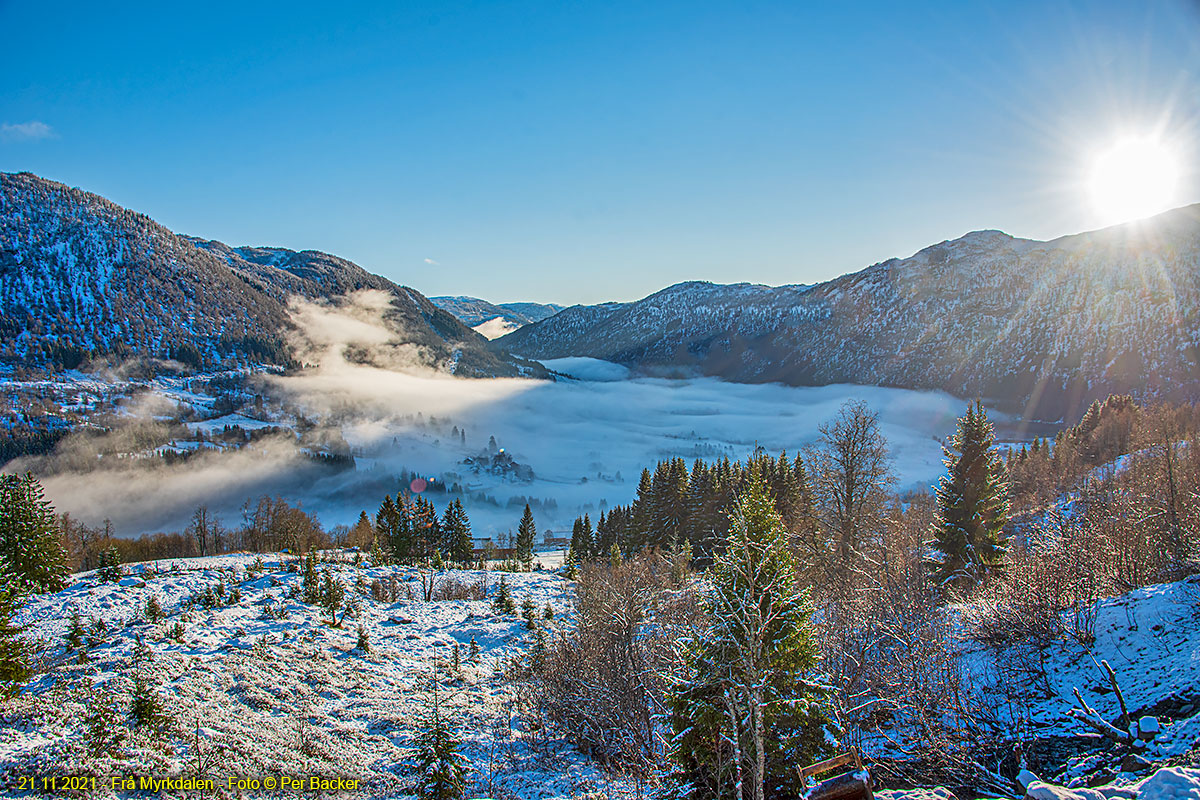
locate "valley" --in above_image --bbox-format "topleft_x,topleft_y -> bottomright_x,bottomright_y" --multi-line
2,357 -> 965,540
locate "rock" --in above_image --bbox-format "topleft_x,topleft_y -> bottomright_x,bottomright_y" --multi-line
1085,769 -> 1117,788
1139,716 -> 1161,740
1018,770 -> 1041,791
388,615 -> 416,624
1134,767 -> 1200,800
1026,780 -> 1110,800
118,577 -> 146,588
1120,754 -> 1154,773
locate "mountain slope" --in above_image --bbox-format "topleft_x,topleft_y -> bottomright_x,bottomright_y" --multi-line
0,172 -> 532,377
431,296 -> 567,339
494,209 -> 1200,419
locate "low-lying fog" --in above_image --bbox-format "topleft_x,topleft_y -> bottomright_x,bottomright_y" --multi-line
30,294 -> 971,540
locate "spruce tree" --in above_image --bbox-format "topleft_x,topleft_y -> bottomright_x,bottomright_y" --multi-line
515,504 -> 536,569
0,561 -> 31,697
302,550 -> 320,603
66,609 -> 86,651
412,496 -> 440,561
97,546 -> 122,583
376,495 -> 398,556
411,671 -> 468,800
0,473 -> 69,594
441,500 -> 474,564
670,474 -> 829,800
568,516 -> 593,565
320,569 -> 345,626
928,401 -> 1010,591
492,575 -> 515,614
630,468 -> 654,551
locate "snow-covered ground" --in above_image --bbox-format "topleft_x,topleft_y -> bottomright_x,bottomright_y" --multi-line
3,554 -> 638,799
1,554 -> 1198,799
963,576 -> 1200,762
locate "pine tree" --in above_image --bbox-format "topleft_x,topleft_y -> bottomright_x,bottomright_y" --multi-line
0,473 -> 68,594
928,402 -> 1010,592
144,595 -> 164,623
130,670 -> 168,729
442,500 -> 474,564
568,516 -> 593,565
515,504 -> 536,569
320,569 -> 346,626
0,561 -> 31,697
84,684 -> 125,757
302,550 -> 320,603
66,609 -> 86,651
492,575 -> 515,614
97,546 -> 122,583
670,474 -> 829,800
411,671 -> 468,800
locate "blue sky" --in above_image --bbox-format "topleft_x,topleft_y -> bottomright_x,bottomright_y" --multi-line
2,1 -> 1198,304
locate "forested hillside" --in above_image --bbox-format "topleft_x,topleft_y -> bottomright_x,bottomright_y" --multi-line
0,172 -> 532,378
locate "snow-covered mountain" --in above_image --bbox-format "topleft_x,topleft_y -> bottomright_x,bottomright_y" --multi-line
0,172 -> 533,378
494,208 -> 1200,420
431,296 -> 567,339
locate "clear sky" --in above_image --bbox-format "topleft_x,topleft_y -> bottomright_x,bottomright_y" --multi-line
2,1 -> 1198,305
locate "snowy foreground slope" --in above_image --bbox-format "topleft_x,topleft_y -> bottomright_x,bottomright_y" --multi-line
2,554 -> 1199,799
961,577 -> 1200,759
1,555 -> 636,799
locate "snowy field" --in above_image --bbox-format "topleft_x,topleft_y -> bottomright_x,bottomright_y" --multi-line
2,555 -> 636,799
24,359 -> 969,538
3,555 -> 1199,799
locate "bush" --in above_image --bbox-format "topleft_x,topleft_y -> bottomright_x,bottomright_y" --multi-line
521,551 -> 704,773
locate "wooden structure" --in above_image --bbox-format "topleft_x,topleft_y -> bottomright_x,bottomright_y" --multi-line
796,748 -> 873,800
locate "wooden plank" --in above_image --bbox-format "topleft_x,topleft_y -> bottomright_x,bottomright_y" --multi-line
798,750 -> 859,779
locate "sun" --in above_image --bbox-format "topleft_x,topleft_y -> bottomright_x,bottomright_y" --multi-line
1088,135 -> 1179,226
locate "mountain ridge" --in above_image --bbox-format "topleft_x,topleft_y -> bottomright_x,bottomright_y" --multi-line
493,205 -> 1200,420
0,171 -> 536,378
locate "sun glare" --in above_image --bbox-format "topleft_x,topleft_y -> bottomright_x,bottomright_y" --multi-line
1088,135 -> 1179,226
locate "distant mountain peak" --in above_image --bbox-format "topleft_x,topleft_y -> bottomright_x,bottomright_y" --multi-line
430,296 -> 566,339
492,204 -> 1200,420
